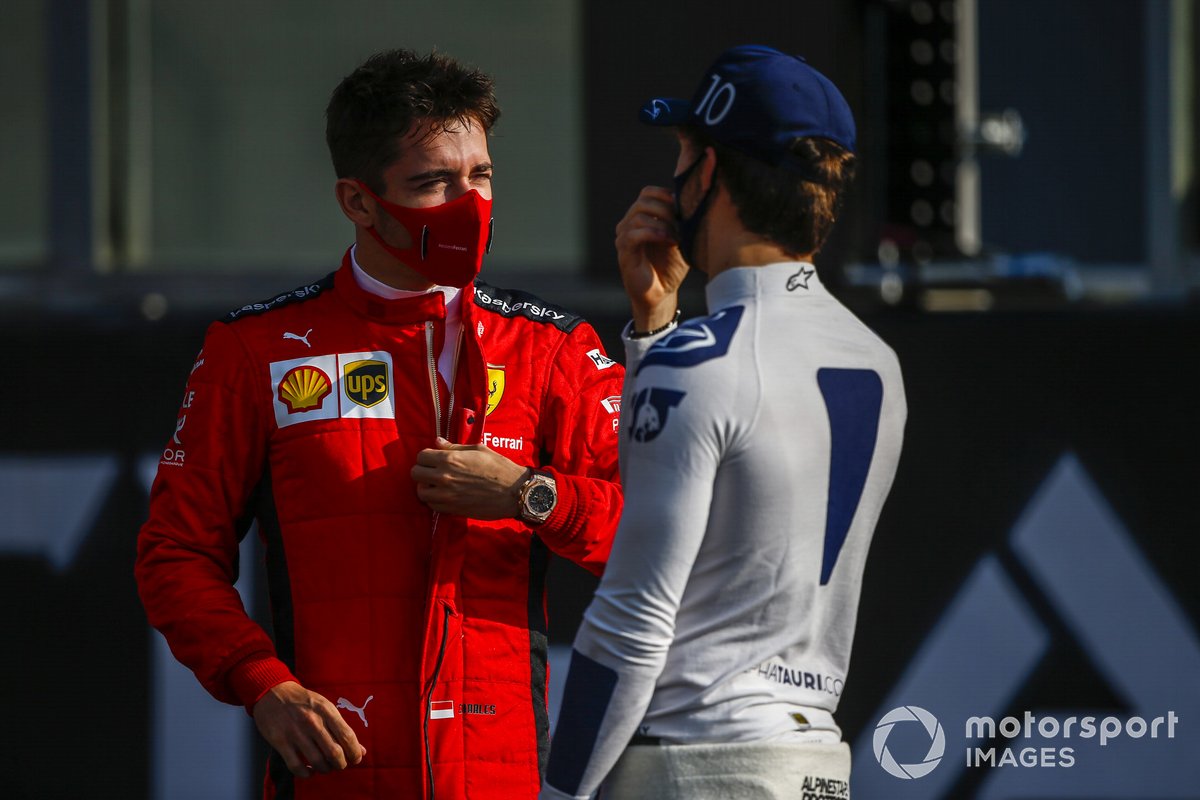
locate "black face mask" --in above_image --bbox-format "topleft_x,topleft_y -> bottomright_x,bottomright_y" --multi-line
672,153 -> 717,266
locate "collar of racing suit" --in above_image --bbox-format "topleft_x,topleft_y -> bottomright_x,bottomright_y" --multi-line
331,247 -> 489,447
334,247 -> 477,326
703,260 -> 824,312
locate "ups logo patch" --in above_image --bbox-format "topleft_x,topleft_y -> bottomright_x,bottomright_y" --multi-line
343,359 -> 389,408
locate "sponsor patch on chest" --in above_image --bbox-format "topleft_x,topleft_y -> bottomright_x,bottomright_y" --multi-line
486,364 -> 505,415
269,351 -> 394,428
483,431 -> 525,453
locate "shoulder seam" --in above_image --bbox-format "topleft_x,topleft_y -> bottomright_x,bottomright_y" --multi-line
220,272 -> 335,323
472,280 -> 583,334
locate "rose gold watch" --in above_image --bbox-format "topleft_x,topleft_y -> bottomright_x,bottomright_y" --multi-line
518,470 -> 557,524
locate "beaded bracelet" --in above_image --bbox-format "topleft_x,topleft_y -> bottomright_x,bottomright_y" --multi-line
628,308 -> 682,339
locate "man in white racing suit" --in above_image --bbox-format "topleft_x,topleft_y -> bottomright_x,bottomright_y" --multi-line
542,45 -> 906,799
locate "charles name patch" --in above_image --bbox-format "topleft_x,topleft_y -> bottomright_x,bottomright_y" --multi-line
636,305 -> 744,375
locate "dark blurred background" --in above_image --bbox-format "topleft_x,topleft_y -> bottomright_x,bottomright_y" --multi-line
2,1 -> 1198,798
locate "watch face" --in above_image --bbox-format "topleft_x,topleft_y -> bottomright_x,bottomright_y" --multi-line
527,483 -> 556,515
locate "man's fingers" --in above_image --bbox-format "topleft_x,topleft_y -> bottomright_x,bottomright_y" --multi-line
616,187 -> 675,226
278,745 -> 315,779
411,458 -> 468,486
625,212 -> 677,238
637,185 -> 675,204
636,194 -> 679,220
411,463 -> 439,483
251,683 -> 362,777
292,732 -> 340,775
617,204 -> 677,237
414,441 -> 478,470
416,485 -> 451,511
313,731 -> 350,773
414,448 -> 448,468
321,704 -> 366,764
619,228 -> 677,253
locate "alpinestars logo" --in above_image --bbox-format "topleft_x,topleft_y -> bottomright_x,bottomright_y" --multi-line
787,265 -> 815,291
874,706 -> 946,779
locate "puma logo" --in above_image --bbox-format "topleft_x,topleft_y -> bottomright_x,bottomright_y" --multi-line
337,695 -> 374,727
283,329 -> 313,348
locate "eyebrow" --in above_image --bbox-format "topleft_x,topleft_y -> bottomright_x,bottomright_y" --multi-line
406,162 -> 494,183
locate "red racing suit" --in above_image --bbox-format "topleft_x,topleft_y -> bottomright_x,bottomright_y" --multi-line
135,252 -> 624,799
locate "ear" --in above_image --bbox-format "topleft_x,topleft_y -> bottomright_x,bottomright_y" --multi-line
697,146 -> 719,193
335,178 -> 376,227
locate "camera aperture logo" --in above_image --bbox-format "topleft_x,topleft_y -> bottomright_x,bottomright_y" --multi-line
874,706 -> 1182,778
873,706 -> 946,779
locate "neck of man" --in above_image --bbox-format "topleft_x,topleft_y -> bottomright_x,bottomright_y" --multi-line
353,228 -> 438,291
698,192 -> 812,278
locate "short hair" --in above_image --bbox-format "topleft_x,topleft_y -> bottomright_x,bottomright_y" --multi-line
684,127 -> 856,257
325,49 -> 500,193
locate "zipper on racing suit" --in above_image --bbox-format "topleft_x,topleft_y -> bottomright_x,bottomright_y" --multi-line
424,320 -> 465,534
425,320 -> 465,442
422,319 -> 464,799
423,603 -> 453,799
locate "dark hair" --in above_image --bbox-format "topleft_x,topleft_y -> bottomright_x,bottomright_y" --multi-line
684,128 -> 856,256
325,49 -> 500,193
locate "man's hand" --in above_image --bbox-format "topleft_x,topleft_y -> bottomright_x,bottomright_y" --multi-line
252,681 -> 365,779
615,186 -> 690,332
412,437 -> 528,519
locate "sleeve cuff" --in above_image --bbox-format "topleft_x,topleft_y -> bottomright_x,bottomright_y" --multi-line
622,319 -> 674,372
538,466 -> 584,548
227,654 -> 299,711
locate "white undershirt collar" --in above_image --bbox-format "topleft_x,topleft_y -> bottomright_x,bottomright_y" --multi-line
350,244 -> 462,318
350,245 -> 463,384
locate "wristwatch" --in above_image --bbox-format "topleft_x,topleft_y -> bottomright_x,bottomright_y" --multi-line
518,470 -> 557,524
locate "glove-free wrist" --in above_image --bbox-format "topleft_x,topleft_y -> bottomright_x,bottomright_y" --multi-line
629,308 -> 681,339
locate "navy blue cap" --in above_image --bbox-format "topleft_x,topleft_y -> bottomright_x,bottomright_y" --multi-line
640,44 -> 856,169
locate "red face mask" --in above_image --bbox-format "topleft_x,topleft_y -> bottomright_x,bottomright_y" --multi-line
356,180 -> 494,288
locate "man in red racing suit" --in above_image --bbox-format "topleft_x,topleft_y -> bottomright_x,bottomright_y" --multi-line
135,49 -> 623,799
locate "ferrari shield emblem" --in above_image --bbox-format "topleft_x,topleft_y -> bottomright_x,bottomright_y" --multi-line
486,365 -> 505,416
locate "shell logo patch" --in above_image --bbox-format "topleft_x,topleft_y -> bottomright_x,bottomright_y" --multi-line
278,366 -> 332,413
343,359 -> 389,408
486,365 -> 505,416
